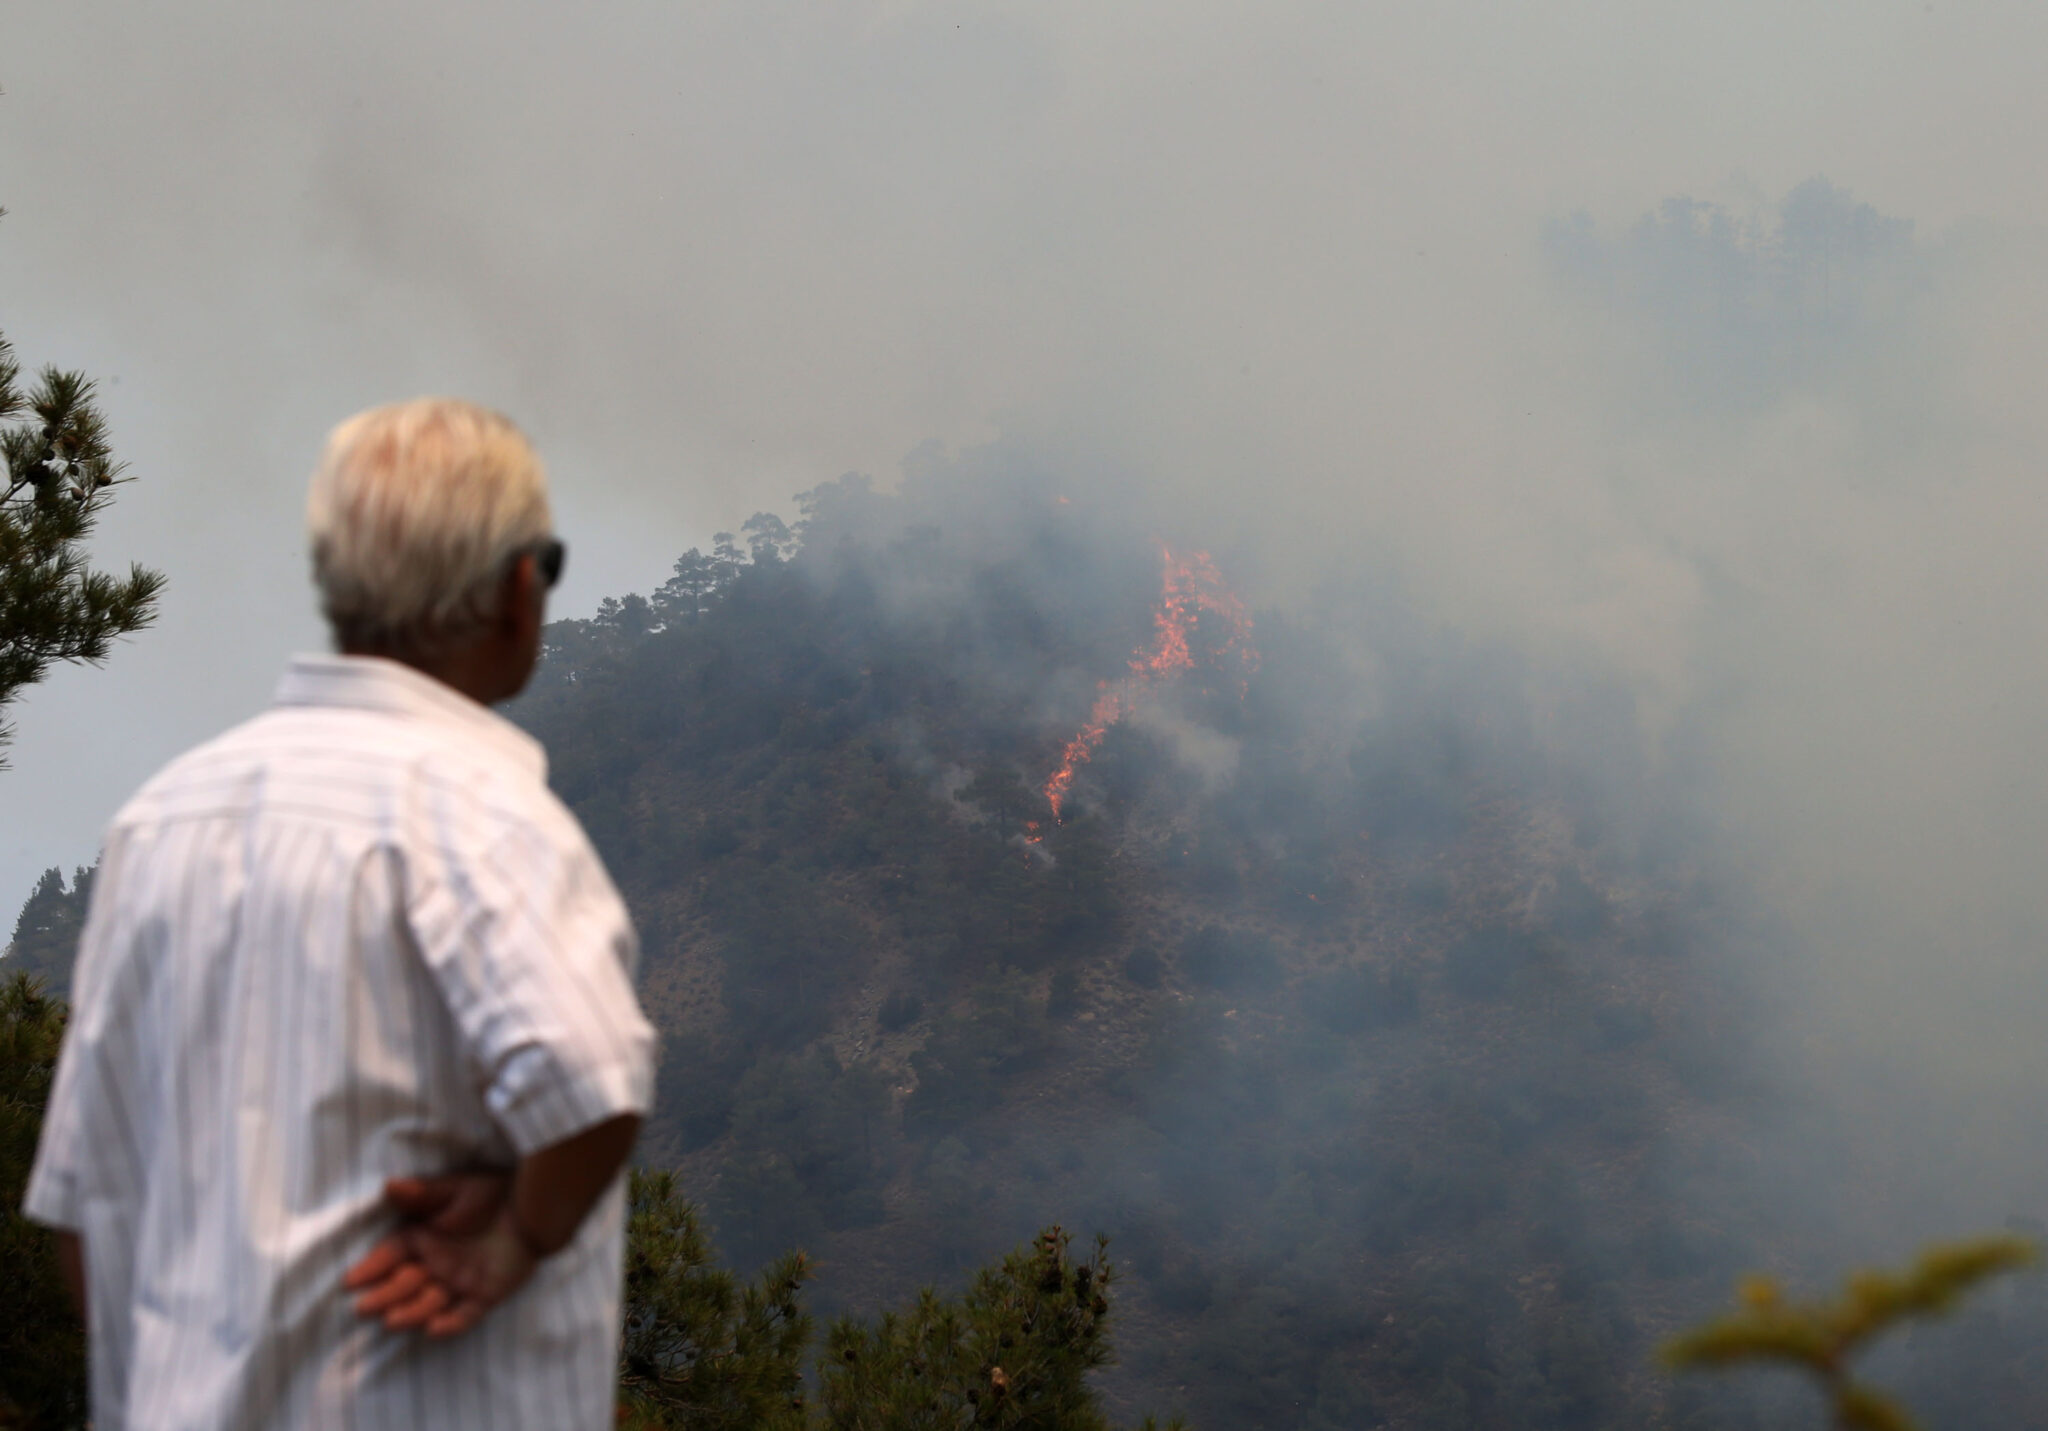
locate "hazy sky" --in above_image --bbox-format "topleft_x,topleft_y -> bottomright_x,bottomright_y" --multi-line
7,1 -> 2048,1129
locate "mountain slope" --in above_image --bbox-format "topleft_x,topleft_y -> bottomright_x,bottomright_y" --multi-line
512,460 -> 1777,1430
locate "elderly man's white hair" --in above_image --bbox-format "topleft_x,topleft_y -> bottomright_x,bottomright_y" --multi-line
308,398 -> 553,654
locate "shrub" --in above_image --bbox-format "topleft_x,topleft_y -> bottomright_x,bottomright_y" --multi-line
878,991 -> 925,1032
620,1169 -> 811,1430
904,976 -> 1050,1136
1047,969 -> 1083,1020
817,1228 -> 1154,1431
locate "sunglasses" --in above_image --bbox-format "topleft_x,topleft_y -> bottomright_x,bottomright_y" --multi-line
533,537 -> 566,589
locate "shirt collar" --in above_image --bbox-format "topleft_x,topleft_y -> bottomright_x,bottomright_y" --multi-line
273,653 -> 548,782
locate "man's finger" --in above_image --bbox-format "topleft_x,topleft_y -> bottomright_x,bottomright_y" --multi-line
383,1279 -> 452,1331
353,1261 -> 432,1316
342,1236 -> 409,1292
425,1298 -> 486,1339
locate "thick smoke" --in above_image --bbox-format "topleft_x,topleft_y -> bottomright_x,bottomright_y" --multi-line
8,3 -> 2048,1419
1527,185 -> 2048,1253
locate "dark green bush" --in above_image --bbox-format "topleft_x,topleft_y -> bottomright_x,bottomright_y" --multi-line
1047,969 -> 1082,1020
905,977 -> 1050,1137
878,991 -> 925,1032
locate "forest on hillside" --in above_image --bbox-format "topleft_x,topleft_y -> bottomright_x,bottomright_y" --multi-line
506,447 -> 1824,1430
14,447 -> 2048,1428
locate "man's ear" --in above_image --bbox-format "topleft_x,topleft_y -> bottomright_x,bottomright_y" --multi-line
500,553 -> 540,632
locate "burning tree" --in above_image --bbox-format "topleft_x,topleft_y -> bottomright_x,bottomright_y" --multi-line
1042,547 -> 1257,823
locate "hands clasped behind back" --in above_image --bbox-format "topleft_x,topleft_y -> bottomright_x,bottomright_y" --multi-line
345,1172 -> 536,1339
344,1112 -> 643,1339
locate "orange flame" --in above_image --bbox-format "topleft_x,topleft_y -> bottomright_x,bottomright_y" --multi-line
1043,547 -> 1257,820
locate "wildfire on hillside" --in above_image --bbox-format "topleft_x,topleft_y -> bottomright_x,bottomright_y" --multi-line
1040,546 -> 1258,822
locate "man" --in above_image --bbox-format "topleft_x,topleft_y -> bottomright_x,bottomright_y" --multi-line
23,399 -> 657,1429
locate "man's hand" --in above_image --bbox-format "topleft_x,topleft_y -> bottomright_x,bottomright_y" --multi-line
345,1172 -> 535,1338
365,1205 -> 539,1338
343,1115 -> 640,1338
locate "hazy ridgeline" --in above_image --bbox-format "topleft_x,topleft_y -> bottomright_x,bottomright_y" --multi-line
492,367 -> 2038,1431
496,180 -> 2048,1427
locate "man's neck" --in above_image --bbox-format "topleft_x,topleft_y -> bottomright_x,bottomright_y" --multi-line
339,643 -> 517,707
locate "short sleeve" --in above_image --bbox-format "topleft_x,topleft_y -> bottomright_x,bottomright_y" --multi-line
22,835 -> 142,1231
22,1063 -> 87,1229
406,784 -> 657,1157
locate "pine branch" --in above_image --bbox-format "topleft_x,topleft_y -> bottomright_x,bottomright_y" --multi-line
0,335 -> 163,769
1663,1233 -> 2038,1431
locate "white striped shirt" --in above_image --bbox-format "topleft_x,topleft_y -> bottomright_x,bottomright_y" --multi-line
24,654 -> 657,1431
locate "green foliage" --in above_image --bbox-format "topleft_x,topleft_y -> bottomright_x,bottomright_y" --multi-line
0,333 -> 163,763
622,1173 -> 1169,1431
904,975 -> 1051,1137
0,973 -> 85,1429
5,866 -> 92,997
702,864 -> 868,1054
713,1049 -> 890,1269
878,991 -> 925,1032
0,260 -> 151,1420
1045,969 -> 1081,1021
501,465 -> 1793,1426
817,1227 -> 1177,1431
1119,946 -> 1163,988
619,1169 -> 812,1430
1663,1234 -> 2039,1430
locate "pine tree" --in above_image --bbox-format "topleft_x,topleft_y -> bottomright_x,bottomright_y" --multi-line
618,1168 -> 813,1430
0,214 -> 157,1425
0,323 -> 164,766
651,549 -> 726,627
5,866 -> 93,997
618,1180 -> 1182,1431
817,1226 -> 1155,1431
